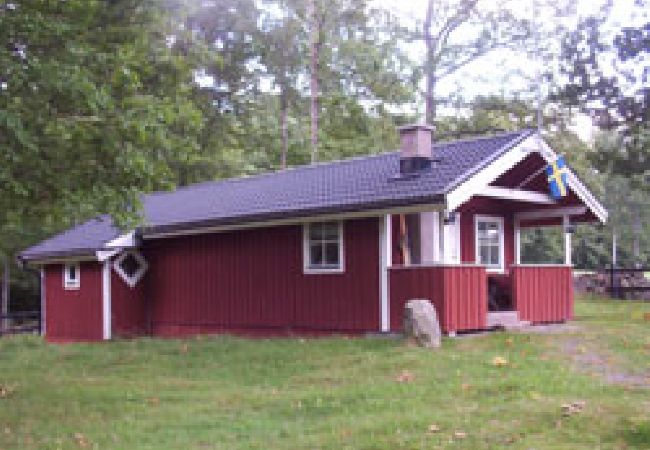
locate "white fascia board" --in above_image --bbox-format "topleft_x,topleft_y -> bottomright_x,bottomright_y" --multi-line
515,206 -> 587,222
480,186 -> 557,204
105,231 -> 136,249
446,135 -> 538,211
445,133 -> 608,224
534,137 -> 608,223
96,249 -> 120,262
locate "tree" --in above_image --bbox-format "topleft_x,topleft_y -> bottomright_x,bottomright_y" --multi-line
555,8 -> 649,188
0,0 -> 210,309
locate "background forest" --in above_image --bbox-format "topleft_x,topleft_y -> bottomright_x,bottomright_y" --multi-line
1,0 -> 648,309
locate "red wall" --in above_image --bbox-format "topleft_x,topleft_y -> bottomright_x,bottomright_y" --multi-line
457,197 -> 515,268
110,268 -> 147,337
389,265 -> 487,333
512,265 -> 574,323
143,218 -> 380,336
44,262 -> 103,342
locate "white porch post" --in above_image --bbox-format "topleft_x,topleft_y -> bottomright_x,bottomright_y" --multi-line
102,260 -> 112,340
563,214 -> 572,266
514,217 -> 521,265
442,211 -> 460,264
379,214 -> 391,332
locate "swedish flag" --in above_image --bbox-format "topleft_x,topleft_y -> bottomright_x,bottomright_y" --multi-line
546,156 -> 569,199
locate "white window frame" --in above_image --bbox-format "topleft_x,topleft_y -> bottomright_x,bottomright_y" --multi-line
63,263 -> 80,290
474,215 -> 505,273
113,250 -> 148,288
303,221 -> 345,274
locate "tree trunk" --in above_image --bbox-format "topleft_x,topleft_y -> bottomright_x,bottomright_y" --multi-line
424,0 -> 435,124
632,211 -> 641,266
279,87 -> 289,169
309,0 -> 320,163
1,256 -> 9,332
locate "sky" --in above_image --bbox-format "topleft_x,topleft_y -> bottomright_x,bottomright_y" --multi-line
371,0 -> 643,141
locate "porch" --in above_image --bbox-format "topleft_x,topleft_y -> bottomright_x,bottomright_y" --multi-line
381,178 -> 599,334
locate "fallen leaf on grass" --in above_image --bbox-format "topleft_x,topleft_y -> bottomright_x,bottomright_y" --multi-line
561,400 -> 586,416
428,424 -> 441,433
491,356 -> 508,367
73,432 -> 90,448
394,370 -> 415,383
179,343 -> 189,354
146,397 -> 160,406
643,312 -> 650,322
461,382 -> 472,391
0,385 -> 16,399
505,338 -> 513,346
453,431 -> 467,439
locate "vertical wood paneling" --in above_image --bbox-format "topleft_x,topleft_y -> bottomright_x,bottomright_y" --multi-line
45,262 -> 103,342
512,266 -> 573,323
110,268 -> 146,337
389,265 -> 487,333
144,218 -> 379,336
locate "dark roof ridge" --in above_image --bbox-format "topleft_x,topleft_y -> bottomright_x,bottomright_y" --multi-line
146,151 -> 397,199
433,128 -> 535,147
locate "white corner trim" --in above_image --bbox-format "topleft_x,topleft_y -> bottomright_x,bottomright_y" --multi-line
102,260 -> 111,340
379,215 -> 391,332
113,250 -> 149,288
514,217 -> 521,265
480,186 -> 556,204
474,214 -> 505,273
515,206 -> 587,222
302,221 -> 345,274
563,214 -> 572,266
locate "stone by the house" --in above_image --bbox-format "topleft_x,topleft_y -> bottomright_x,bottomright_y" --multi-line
403,299 -> 441,348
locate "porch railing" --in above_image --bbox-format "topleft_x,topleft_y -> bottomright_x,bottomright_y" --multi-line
511,265 -> 573,323
389,264 -> 487,334
0,311 -> 41,336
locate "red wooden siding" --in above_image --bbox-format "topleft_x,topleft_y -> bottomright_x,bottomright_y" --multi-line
457,197 -> 515,268
512,265 -> 573,323
44,262 -> 103,342
110,268 -> 147,337
389,265 -> 487,333
143,218 -> 380,336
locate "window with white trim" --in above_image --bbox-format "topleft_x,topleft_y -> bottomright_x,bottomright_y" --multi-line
304,221 -> 344,273
475,215 -> 504,272
63,263 -> 80,290
113,250 -> 148,288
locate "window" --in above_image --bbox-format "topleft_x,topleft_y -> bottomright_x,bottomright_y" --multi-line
113,250 -> 148,288
303,221 -> 344,273
63,263 -> 80,290
475,215 -> 504,272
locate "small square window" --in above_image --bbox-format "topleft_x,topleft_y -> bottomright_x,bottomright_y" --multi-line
475,216 -> 504,272
63,263 -> 80,290
304,221 -> 344,273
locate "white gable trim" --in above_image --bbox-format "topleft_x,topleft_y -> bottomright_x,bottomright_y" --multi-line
480,186 -> 556,204
446,134 -> 607,223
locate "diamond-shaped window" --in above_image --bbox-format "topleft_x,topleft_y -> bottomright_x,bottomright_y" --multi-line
113,250 -> 148,288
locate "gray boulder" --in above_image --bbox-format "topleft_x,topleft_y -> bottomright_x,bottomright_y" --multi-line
403,299 -> 441,348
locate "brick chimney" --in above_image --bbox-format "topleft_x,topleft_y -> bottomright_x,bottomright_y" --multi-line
397,124 -> 435,175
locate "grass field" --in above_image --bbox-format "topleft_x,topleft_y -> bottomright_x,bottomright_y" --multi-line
0,297 -> 648,449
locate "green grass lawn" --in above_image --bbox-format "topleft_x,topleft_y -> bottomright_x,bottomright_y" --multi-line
0,297 -> 648,450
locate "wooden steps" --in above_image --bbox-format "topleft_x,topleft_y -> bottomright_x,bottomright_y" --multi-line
487,311 -> 530,330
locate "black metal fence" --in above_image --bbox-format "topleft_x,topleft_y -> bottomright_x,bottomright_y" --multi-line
606,267 -> 650,300
0,311 -> 41,336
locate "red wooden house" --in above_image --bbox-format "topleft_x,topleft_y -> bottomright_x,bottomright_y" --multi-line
20,126 -> 607,342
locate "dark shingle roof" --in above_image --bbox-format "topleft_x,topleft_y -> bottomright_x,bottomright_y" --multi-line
19,129 -> 534,261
